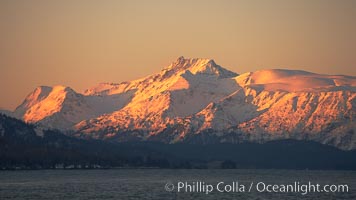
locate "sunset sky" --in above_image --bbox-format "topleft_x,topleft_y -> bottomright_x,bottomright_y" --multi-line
1,0 -> 356,110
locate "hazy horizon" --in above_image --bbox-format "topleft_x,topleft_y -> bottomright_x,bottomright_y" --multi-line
1,0 -> 356,110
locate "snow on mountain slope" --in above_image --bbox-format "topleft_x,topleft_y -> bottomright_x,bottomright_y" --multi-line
237,91 -> 355,135
14,86 -> 52,118
230,90 -> 356,149
13,85 -> 135,129
83,82 -> 133,96
235,69 -> 356,92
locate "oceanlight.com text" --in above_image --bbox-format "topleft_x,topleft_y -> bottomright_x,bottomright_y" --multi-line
165,181 -> 349,195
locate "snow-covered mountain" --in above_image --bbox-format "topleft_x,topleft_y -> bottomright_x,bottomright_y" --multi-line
10,57 -> 356,149
13,85 -> 134,129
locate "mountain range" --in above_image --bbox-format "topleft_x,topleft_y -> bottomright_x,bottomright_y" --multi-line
3,57 -> 356,150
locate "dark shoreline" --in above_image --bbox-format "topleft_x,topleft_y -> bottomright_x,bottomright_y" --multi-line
1,167 -> 356,172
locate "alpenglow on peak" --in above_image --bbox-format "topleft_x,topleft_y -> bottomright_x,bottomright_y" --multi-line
164,56 -> 238,78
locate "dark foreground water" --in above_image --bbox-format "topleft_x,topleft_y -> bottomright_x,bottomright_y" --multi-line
0,169 -> 355,200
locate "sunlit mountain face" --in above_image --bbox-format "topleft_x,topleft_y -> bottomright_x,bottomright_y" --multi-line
6,57 -> 356,150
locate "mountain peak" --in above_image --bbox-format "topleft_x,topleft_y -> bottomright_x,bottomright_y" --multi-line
168,56 -> 212,69
163,57 -> 237,78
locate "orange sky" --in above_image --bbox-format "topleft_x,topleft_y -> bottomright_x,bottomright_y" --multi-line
1,0 -> 356,110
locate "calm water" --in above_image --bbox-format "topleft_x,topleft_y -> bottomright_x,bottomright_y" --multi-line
0,169 -> 355,200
